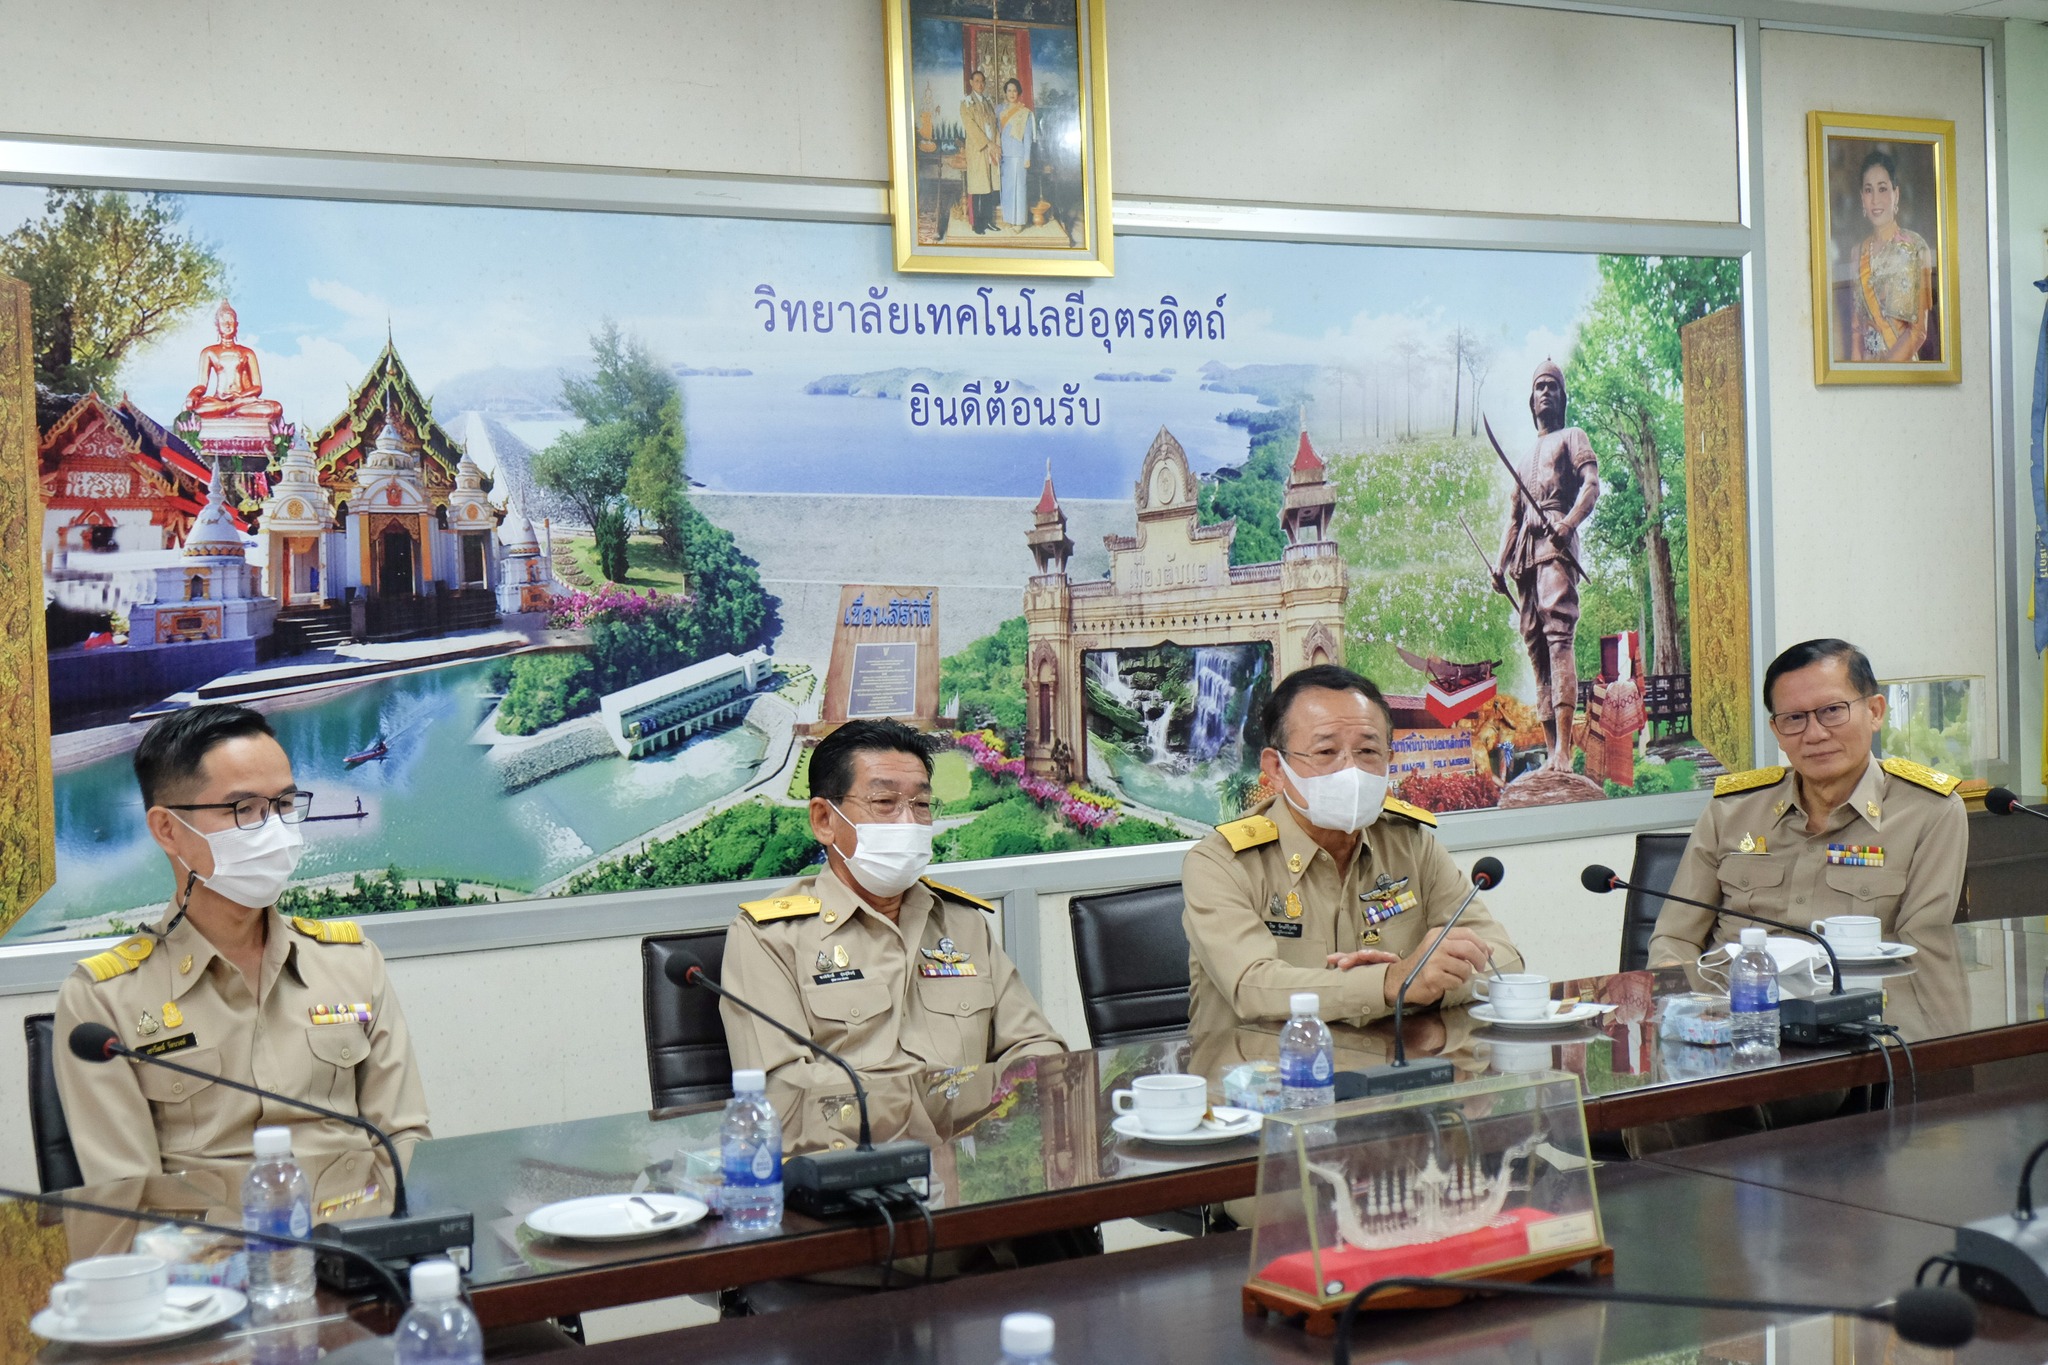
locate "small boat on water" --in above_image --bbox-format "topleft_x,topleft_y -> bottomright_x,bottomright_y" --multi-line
344,739 -> 388,766
305,797 -> 369,823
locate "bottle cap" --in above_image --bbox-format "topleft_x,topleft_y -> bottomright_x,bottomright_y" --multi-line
1289,992 -> 1320,1018
251,1126 -> 293,1159
409,1259 -> 462,1302
1000,1312 -> 1054,1357
731,1068 -> 766,1093
1739,927 -> 1768,949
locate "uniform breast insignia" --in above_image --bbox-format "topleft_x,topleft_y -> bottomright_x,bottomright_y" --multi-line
289,918 -> 363,945
1866,800 -> 1882,821
1380,797 -> 1438,828
135,1011 -> 161,1037
740,895 -> 823,924
919,940 -> 978,977
1215,815 -> 1280,853
82,935 -> 154,984
316,1184 -> 383,1222
1879,757 -> 1963,798
1737,833 -> 1767,855
309,1003 -> 372,1026
1359,876 -> 1417,926
1827,844 -> 1884,867
1715,766 -> 1789,797
178,954 -> 194,975
162,1002 -> 184,1030
1287,853 -> 1304,874
1284,891 -> 1304,920
921,878 -> 997,912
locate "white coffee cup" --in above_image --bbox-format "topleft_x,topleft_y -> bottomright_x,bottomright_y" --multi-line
48,1254 -> 169,1335
1809,915 -> 1882,954
1111,1073 -> 1208,1135
1473,973 -> 1555,1021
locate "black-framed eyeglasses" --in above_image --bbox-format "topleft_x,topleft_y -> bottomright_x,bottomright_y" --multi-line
839,794 -> 938,824
1767,697 -> 1870,737
1280,746 -> 1384,774
164,790 -> 314,830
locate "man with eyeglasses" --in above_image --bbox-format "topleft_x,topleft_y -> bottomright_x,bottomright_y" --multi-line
54,704 -> 429,1185
1181,665 -> 1525,1034
1648,639 -> 1966,967
720,719 -> 1065,1086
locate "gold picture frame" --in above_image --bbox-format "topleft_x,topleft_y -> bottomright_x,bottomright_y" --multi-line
884,0 -> 1113,277
1806,111 -> 1961,385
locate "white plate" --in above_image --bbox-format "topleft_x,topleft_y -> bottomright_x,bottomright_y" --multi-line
1828,942 -> 1917,965
32,1284 -> 246,1346
1470,1001 -> 1605,1030
524,1193 -> 709,1242
1112,1107 -> 1263,1145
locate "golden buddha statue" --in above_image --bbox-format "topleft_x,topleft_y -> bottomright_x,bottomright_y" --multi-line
185,301 -> 283,421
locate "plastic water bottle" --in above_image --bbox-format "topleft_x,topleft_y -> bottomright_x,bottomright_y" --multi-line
720,1068 -> 784,1231
1730,927 -> 1782,1063
241,1126 -> 314,1308
394,1260 -> 484,1365
1278,992 -> 1336,1110
996,1311 -> 1057,1365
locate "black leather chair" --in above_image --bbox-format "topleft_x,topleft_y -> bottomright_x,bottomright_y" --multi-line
1619,832 -> 1691,972
25,1013 -> 83,1192
1068,883 -> 1191,1047
640,929 -> 736,1110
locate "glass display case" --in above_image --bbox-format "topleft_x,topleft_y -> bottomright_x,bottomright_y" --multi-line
1242,1071 -> 1609,1333
1876,675 -> 1983,776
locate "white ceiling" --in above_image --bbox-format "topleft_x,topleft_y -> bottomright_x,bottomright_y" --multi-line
1804,0 -> 2048,17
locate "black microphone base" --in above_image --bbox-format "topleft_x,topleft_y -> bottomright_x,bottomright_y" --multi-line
1780,988 -> 1884,1045
1953,1215 -> 2048,1316
784,1140 -> 932,1217
314,1207 -> 475,1290
1337,1058 -> 1457,1100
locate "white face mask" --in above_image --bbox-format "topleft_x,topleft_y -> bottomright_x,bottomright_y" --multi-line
828,803 -> 934,898
174,812 -> 305,909
1279,757 -> 1389,834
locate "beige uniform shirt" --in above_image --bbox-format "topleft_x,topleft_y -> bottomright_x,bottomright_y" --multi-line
53,911 -> 430,1188
1648,756 -> 1967,967
1181,796 -> 1525,1036
720,872 -> 1065,1088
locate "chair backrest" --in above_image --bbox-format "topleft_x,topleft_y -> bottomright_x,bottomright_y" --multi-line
1620,832 -> 1691,972
1068,882 -> 1191,1047
25,1013 -> 83,1192
640,928 -> 736,1110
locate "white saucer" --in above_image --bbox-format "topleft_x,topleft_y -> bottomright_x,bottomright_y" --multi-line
1471,1001 -> 1604,1030
524,1192 -> 709,1242
1112,1107 -> 1262,1145
32,1284 -> 245,1346
1828,943 -> 1917,965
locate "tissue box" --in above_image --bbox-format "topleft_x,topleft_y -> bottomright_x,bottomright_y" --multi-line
1223,1061 -> 1284,1113
135,1224 -> 246,1288
1661,993 -> 1733,1046
674,1146 -> 725,1214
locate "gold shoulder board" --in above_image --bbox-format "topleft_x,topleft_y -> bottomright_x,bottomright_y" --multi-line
1714,767 -> 1788,797
1215,814 -> 1280,852
81,934 -> 154,983
920,878 -> 996,912
290,917 -> 363,945
1880,757 -> 1962,798
740,895 -> 823,924
1381,797 -> 1438,828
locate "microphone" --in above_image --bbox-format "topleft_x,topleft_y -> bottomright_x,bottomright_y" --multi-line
663,949 -> 930,1216
0,1182 -> 409,1308
1340,857 -> 1503,1099
1948,1132 -> 2048,1315
68,1022 -> 471,1271
1579,865 -> 1882,1045
1986,786 -> 2048,821
1330,1275 -> 1975,1363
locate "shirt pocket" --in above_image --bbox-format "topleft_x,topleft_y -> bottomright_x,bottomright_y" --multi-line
1822,866 -> 1909,917
918,978 -> 998,1063
1715,856 -> 1789,915
798,982 -> 894,1059
304,1024 -> 370,1112
135,1046 -> 224,1154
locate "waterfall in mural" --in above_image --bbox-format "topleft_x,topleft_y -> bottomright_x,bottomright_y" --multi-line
1081,642 -> 1271,825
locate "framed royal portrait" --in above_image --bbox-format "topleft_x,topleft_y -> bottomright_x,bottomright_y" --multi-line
1807,112 -> 1961,386
884,0 -> 1113,276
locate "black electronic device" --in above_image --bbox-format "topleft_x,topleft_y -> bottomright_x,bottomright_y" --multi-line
1949,1134 -> 2048,1316
1329,1274 -> 1976,1364
67,1021 -> 472,1277
1579,866 -> 1884,1045
662,948 -> 933,1216
1341,857 -> 1503,1099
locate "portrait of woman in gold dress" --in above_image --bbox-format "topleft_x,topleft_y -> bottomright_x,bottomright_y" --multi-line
1845,149 -> 1932,363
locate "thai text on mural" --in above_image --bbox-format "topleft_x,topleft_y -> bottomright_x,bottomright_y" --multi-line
909,380 -> 1100,430
843,591 -> 934,629
751,285 -> 1226,354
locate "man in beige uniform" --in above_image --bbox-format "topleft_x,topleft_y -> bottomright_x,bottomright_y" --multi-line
54,705 -> 429,1190
1183,665 -> 1525,1035
1650,638 -> 1966,966
721,719 -> 1065,1084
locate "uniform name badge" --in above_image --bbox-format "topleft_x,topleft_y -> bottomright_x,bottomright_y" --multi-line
1827,843 -> 1884,867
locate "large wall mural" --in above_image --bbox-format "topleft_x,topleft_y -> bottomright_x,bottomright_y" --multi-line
0,183 -> 1746,939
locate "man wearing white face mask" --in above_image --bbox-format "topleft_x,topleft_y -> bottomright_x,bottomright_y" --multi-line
1182,665 -> 1525,1034
720,719 -> 1065,1085
54,705 -> 429,1186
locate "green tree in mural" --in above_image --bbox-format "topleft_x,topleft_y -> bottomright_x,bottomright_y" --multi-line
941,615 -> 1029,733
1195,409 -> 1295,566
1564,255 -> 1740,678
533,420 -> 636,533
535,320 -> 690,552
0,190 -> 227,394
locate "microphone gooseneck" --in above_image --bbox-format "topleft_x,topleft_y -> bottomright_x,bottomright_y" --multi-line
1582,865 -> 1845,996
1389,859 -> 1503,1066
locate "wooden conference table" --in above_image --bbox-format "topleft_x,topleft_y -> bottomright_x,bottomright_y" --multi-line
12,918 -> 2048,1347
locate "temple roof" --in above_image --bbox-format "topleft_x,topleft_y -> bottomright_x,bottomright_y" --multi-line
1034,460 -> 1061,518
307,339 -> 467,495
1290,429 -> 1325,480
184,463 -> 249,560
259,429 -> 335,534
37,392 -> 245,530
499,504 -> 540,553
353,406 -> 434,515
446,449 -> 495,531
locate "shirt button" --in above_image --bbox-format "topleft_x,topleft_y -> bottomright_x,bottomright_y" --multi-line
958,1001 -> 974,1015
172,1082 -> 184,1095
850,1007 -> 863,1021
1738,875 -> 1750,888
1795,897 -> 1805,905
340,1047 -> 352,1060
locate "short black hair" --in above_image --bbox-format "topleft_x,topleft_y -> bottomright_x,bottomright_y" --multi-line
809,720 -> 933,803
1859,147 -> 1899,189
1763,639 -> 1878,711
133,704 -> 276,808
1262,664 -> 1392,751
